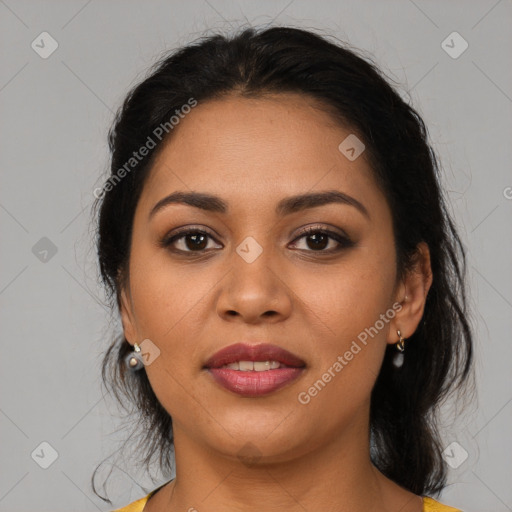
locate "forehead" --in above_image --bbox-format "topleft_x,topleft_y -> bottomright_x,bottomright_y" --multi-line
138,93 -> 384,216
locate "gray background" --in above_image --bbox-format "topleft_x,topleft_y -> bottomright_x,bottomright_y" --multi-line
1,1 -> 511,511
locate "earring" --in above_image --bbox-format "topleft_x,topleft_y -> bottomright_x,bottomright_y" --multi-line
125,342 -> 144,371
392,330 -> 405,368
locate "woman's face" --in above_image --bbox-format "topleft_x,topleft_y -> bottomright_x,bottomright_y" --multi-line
120,93 -> 415,463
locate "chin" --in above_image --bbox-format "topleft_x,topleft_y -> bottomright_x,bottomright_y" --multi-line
206,424 -> 310,464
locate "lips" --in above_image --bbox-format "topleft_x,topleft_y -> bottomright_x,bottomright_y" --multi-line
203,343 -> 306,397
203,343 -> 306,369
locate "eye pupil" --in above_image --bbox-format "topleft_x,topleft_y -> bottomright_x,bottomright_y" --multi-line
186,233 -> 207,250
307,233 -> 328,250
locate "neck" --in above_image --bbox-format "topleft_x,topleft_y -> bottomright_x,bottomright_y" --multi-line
152,409 -> 421,512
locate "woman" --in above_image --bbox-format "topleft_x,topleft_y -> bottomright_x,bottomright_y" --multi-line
92,25 -> 474,512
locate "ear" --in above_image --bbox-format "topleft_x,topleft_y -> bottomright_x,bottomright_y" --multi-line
387,242 -> 433,344
119,284 -> 137,344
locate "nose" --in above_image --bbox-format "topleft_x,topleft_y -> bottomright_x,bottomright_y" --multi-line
216,242 -> 293,325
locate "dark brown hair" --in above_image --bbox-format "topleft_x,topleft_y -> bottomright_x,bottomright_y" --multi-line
91,25 -> 475,504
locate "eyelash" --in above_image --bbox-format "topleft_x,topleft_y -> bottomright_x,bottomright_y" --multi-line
160,225 -> 354,255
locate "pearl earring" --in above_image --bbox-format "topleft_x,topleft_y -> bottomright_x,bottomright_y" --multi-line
125,342 -> 144,371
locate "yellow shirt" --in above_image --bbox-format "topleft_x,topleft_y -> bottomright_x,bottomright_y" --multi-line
111,490 -> 462,511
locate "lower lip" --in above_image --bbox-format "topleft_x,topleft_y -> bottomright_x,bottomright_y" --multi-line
206,367 -> 305,397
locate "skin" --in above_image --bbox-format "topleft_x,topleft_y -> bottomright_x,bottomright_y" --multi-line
119,92 -> 433,512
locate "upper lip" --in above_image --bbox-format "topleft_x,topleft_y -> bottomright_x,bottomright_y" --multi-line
204,343 -> 306,369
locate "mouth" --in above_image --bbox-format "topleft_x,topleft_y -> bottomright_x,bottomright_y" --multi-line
203,343 -> 306,397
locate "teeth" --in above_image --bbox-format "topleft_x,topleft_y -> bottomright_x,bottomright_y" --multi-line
239,360 -> 254,371
221,360 -> 282,371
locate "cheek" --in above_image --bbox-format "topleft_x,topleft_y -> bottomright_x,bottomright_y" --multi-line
291,266 -> 395,434
128,242 -> 210,339
127,249 -> 213,422
302,251 -> 395,341
295,241 -> 396,394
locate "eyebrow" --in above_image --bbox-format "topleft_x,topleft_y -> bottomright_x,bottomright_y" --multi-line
148,189 -> 370,220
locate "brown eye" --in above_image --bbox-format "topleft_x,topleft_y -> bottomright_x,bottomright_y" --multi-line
160,226 -> 354,256
161,229 -> 221,253
291,227 -> 354,253
180,232 -> 209,251
304,232 -> 330,250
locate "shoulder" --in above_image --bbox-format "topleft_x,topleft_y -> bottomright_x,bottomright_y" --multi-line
423,496 -> 463,511
111,491 -> 462,512
111,480 -> 170,512
110,492 -> 152,512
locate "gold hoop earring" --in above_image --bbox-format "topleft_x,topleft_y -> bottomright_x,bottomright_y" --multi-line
392,330 -> 405,368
